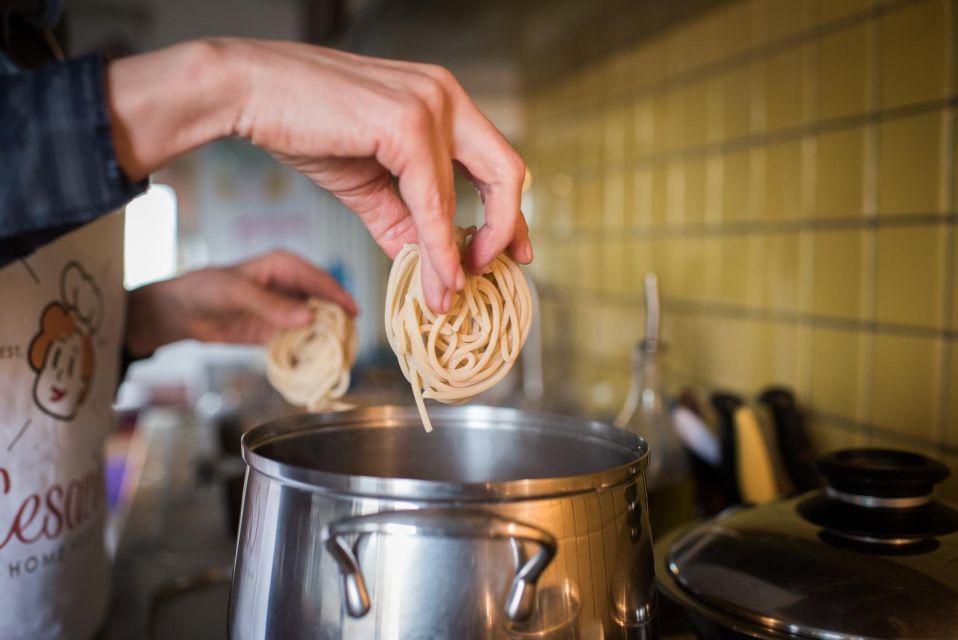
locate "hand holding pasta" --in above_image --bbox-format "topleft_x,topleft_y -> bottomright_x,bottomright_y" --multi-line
266,299 -> 357,412
385,229 -> 532,432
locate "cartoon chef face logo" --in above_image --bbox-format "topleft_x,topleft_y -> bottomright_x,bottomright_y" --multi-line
27,262 -> 102,421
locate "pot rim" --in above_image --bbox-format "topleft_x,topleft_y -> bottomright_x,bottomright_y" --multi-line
241,405 -> 648,501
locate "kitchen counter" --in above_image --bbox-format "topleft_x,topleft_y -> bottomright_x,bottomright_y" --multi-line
101,408 -> 235,640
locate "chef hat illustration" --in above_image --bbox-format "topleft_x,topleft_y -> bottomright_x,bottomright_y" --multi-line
59,262 -> 103,335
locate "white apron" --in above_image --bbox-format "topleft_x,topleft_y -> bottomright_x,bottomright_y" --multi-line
0,214 -> 125,640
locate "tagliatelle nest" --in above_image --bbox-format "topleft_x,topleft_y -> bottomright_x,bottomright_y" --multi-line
385,228 -> 532,432
266,298 -> 357,412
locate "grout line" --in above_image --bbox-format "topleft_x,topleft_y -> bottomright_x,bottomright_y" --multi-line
936,0 -> 958,446
531,0 -> 903,120
532,0 -> 955,454
801,25 -> 819,410
537,284 -> 958,341
534,212 -> 958,241
860,3 -> 883,436
531,95 -> 958,181
539,342 -> 958,456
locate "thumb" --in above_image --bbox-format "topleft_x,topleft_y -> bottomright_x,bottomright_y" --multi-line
232,279 -> 313,331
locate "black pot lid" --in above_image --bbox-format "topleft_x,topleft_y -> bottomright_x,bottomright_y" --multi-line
659,449 -> 958,640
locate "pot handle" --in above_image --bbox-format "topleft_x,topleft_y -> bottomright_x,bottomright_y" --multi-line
320,508 -> 557,622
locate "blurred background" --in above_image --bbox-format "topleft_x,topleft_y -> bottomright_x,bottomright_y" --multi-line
50,0 -> 958,636
82,0 -> 954,491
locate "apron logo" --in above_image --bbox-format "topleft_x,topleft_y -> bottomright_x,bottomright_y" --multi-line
27,262 -> 102,422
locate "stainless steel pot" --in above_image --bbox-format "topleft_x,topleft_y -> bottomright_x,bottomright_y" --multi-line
228,405 -> 656,640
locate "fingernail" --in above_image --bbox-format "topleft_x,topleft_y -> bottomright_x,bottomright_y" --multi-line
441,289 -> 453,313
521,242 -> 534,263
455,266 -> 466,290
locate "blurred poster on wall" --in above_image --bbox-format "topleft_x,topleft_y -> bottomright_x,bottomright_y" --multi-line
188,139 -> 387,359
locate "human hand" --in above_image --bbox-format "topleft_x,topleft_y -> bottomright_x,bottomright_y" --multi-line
124,250 -> 357,358
107,39 -> 532,314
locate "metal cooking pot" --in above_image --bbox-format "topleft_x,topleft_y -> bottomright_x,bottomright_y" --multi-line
656,448 -> 958,640
228,405 -> 657,640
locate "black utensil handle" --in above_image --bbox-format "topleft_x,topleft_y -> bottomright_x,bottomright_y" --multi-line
759,386 -> 820,492
711,392 -> 744,506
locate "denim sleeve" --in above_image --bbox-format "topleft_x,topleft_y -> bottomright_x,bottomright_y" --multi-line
0,53 -> 148,265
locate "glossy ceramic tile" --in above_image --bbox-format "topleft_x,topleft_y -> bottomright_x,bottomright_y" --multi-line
722,150 -> 752,222
763,232 -> 803,312
815,126 -> 866,218
683,158 -> 707,225
706,77 -> 726,144
812,229 -> 866,320
875,224 -> 946,328
767,0 -> 819,42
765,45 -> 807,131
765,140 -> 803,219
748,319 -> 805,392
683,13 -> 714,70
811,326 -> 866,420
631,238 -> 655,288
880,0 -> 950,109
603,105 -> 631,166
683,236 -> 710,301
650,166 -> 669,227
524,0 -> 956,455
576,177 -> 604,230
604,169 -> 629,229
632,167 -> 653,227
953,225 -> 958,332
872,333 -> 942,439
807,421 -> 867,454
877,110 -> 946,215
817,23 -> 870,120
749,59 -> 768,135
633,98 -> 654,158
712,0 -> 755,60
718,234 -> 753,305
577,241 -> 602,291
948,343 -> 958,445
667,162 -> 686,226
684,80 -> 710,149
722,65 -> 753,140
599,240 -> 629,295
818,0 -> 872,23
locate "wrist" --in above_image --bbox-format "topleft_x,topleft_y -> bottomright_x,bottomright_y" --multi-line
125,280 -> 184,358
107,39 -> 245,180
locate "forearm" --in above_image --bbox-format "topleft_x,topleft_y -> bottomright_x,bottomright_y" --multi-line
107,39 -> 246,181
125,279 -> 187,358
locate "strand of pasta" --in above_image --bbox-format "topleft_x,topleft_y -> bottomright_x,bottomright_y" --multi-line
384,233 -> 532,432
266,298 -> 357,412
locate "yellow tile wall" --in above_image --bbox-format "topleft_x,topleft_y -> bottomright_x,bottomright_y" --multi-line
525,0 -> 958,489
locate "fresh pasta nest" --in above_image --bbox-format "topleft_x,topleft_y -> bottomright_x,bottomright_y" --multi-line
266,298 -> 357,412
385,231 -> 532,432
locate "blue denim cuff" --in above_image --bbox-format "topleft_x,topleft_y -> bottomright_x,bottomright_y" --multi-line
0,52 -> 148,254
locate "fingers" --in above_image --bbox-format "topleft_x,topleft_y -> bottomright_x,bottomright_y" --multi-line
417,244 -> 451,316
444,94 -> 532,272
394,144 -> 461,312
238,250 -> 359,316
230,277 -> 314,331
326,159 -> 417,259
377,89 -> 461,313
332,153 -> 465,313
